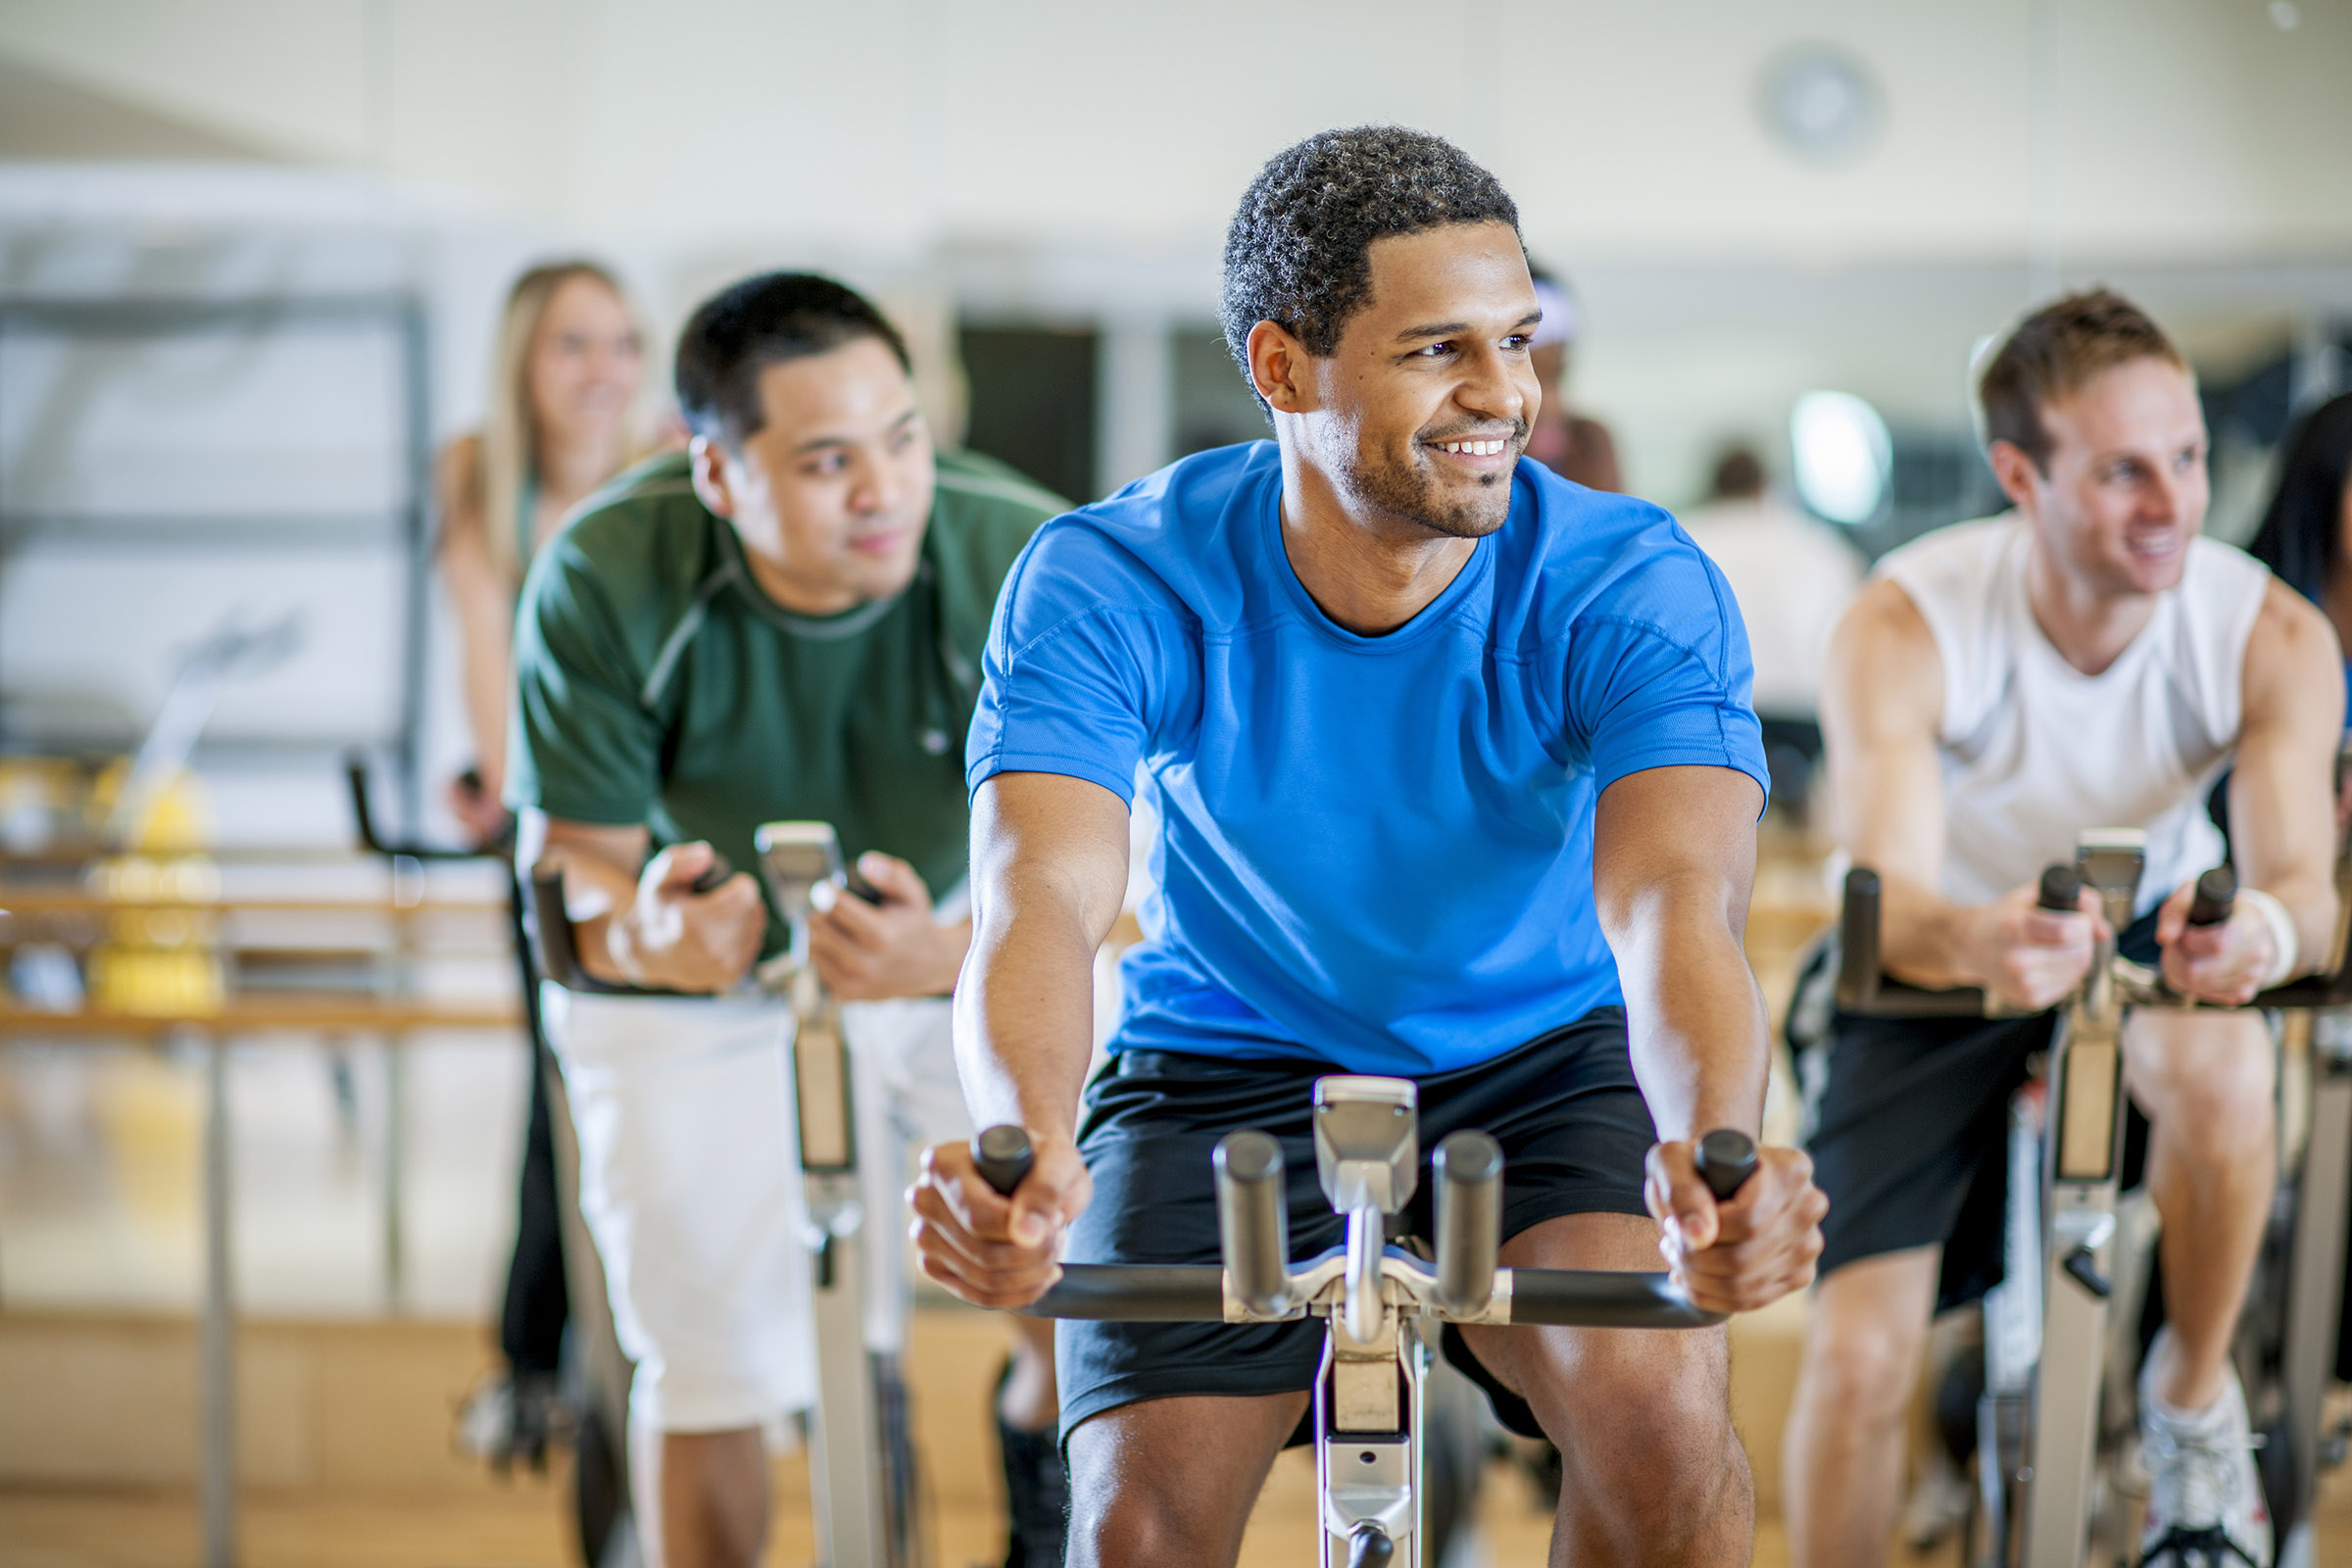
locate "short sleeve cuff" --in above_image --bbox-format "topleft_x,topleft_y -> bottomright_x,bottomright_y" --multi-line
966,751 -> 1139,807
511,781 -> 654,827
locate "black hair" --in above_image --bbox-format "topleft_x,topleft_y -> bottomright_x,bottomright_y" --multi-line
1220,126 -> 1521,407
2246,391 -> 2352,602
674,271 -> 910,447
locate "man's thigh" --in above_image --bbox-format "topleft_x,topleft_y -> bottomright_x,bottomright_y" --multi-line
543,988 -> 813,1432
1455,1212 -> 1725,1416
1064,1391 -> 1307,1568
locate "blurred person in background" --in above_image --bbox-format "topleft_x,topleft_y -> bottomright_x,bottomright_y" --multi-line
2243,388 -> 2352,1390
512,272 -> 1068,1568
1677,444 -> 1864,823
2246,391 -> 2352,743
439,261 -> 651,846
436,261 -> 649,1486
1524,265 -> 1622,491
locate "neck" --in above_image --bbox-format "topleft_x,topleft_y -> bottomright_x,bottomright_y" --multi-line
1277,441 -> 1476,636
2023,530 -> 2158,676
741,551 -> 860,617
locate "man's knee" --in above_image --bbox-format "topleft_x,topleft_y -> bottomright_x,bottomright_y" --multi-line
2131,1013 -> 2276,1159
1794,1258 -> 1936,1432
1522,1325 -> 1735,1486
1063,1397 -> 1294,1568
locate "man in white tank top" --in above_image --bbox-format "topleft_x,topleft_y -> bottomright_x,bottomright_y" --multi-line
1782,291 -> 2344,1568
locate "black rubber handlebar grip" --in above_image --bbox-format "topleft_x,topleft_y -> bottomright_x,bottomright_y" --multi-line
2187,864 -> 2236,927
972,1125 -> 1035,1197
1694,1129 -> 1758,1201
2038,862 -> 2083,913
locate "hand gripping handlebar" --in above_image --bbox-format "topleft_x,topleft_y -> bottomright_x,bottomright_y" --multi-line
966,1121 -> 1758,1330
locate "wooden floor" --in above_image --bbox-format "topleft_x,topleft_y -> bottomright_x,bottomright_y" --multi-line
3,1298 -> 2346,1566
7,834 -> 2350,1566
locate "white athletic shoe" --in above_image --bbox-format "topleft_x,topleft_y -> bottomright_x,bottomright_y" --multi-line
2135,1339 -> 2272,1568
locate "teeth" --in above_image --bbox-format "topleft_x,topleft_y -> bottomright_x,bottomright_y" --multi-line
1439,439 -> 1506,456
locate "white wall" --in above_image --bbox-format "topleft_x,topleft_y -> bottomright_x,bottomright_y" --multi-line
3,0 -> 2348,267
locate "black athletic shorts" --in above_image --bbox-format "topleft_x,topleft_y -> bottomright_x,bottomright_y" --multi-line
1804,912 -> 2158,1313
1055,1006 -> 1655,1445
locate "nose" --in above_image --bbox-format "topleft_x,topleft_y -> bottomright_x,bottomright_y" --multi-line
849,449 -> 902,516
2142,465 -> 2191,525
1456,339 -> 1529,430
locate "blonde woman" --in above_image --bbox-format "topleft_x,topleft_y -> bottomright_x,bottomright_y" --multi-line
441,264 -> 647,1511
439,262 -> 649,845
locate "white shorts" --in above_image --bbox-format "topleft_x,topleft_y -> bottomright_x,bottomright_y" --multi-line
543,985 -> 968,1435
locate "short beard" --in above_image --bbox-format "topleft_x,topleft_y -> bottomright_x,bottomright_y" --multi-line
1339,430 -> 1525,540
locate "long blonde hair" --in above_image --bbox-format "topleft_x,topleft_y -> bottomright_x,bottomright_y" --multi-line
477,260 -> 643,585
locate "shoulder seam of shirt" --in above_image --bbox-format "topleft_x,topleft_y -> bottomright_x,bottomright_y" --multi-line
1004,600 -> 1187,668
934,467 -> 1068,515
1542,611 -> 1728,674
638,561 -> 741,710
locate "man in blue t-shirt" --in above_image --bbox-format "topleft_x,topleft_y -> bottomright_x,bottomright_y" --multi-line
910,126 -> 1828,1566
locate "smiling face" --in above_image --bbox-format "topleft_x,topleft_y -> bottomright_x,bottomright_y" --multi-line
1259,221 -> 1542,540
1994,355 -> 2209,598
689,335 -> 935,615
525,273 -> 643,454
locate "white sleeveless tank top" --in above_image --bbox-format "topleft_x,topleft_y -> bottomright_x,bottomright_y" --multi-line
1877,514 -> 2270,918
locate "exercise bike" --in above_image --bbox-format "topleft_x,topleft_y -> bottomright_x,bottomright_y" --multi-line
524,822 -> 927,1568
1836,829 -> 2352,1568
970,1079 -> 1759,1568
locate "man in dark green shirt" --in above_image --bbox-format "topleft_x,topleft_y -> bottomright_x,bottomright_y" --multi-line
511,273 -> 1065,1568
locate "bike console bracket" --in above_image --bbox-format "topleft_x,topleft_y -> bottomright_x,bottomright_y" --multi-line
1314,1076 -> 1419,1215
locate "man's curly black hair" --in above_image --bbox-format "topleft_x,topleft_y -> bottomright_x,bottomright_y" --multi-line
1220,125 -> 1522,408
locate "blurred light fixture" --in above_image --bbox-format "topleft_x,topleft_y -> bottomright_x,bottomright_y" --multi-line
1790,391 -> 1891,526
2270,2 -> 2300,29
1758,45 -> 1883,165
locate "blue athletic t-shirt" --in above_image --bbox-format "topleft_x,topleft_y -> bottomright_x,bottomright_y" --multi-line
967,441 -> 1767,1074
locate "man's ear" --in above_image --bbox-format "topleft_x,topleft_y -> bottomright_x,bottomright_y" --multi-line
1246,319 -> 1317,416
689,435 -> 736,520
1986,439 -> 2041,514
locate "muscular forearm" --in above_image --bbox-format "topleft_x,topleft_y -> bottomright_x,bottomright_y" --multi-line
954,905 -> 1097,1138
1620,911 -> 1769,1142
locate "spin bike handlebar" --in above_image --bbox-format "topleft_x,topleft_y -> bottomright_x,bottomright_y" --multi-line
966,1122 -> 1757,1330
1834,858 -> 2301,1019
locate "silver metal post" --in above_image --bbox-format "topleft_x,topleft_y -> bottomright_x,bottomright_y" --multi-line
792,975 -> 892,1567
382,1039 -> 405,1312
2280,1012 -> 2352,1567
199,1031 -> 236,1568
2021,975 -> 2126,1568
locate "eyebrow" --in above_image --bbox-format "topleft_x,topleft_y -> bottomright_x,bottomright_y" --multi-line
791,406 -> 919,456
1393,311 -> 1544,344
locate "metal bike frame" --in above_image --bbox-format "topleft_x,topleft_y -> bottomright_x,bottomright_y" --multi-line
2015,835 -> 2141,1568
525,835 -> 921,1568
1839,826 -> 2352,1568
984,1078 -> 1752,1568
2278,1008 -> 2352,1568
